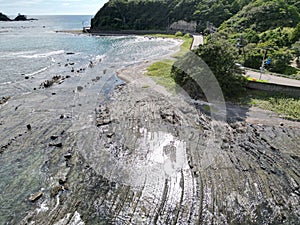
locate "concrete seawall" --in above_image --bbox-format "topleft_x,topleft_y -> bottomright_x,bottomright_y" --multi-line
247,81 -> 300,97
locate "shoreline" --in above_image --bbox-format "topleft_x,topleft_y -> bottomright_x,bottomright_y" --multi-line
116,36 -> 183,95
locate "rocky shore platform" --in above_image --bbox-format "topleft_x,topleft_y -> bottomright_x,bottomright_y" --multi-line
0,51 -> 299,224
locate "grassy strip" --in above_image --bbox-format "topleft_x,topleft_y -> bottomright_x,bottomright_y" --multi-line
172,36 -> 193,58
147,59 -> 176,93
247,91 -> 300,121
145,34 -> 179,38
145,34 -> 193,92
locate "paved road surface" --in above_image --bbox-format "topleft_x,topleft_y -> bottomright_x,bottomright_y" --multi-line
191,35 -> 203,50
246,70 -> 300,88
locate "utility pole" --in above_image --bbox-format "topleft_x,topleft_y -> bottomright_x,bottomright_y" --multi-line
259,48 -> 268,80
236,34 -> 245,61
122,16 -> 125,29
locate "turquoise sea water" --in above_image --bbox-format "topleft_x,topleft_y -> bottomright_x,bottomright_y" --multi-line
0,15 -> 180,224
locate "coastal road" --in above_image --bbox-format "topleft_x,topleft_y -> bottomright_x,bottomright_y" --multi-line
191,34 -> 203,50
246,70 -> 300,88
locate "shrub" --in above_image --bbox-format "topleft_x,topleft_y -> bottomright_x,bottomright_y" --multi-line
292,41 -> 300,62
244,53 -> 263,69
175,31 -> 183,37
243,29 -> 260,44
269,48 -> 294,74
183,33 -> 191,38
290,22 -> 300,43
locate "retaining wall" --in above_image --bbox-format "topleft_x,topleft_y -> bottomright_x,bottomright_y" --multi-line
247,81 -> 300,97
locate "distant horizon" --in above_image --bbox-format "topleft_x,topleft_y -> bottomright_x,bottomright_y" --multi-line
4,14 -> 94,16
0,0 -> 108,16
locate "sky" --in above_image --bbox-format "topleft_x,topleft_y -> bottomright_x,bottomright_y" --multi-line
0,0 -> 109,15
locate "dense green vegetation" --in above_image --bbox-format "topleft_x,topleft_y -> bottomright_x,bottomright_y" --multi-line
171,35 -> 247,99
91,0 -> 253,31
92,0 -> 299,32
92,0 -> 170,30
219,0 -> 300,75
223,19 -> 300,74
146,35 -> 248,100
220,0 -> 299,33
293,41 -> 300,62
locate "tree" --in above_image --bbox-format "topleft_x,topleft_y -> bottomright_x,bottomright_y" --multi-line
243,29 -> 260,43
171,36 -> 247,99
269,48 -> 293,73
290,22 -> 300,43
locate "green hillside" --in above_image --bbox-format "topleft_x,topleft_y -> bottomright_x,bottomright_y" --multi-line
91,0 -> 299,32
92,0 -> 170,30
218,0 -> 300,75
91,0 -> 253,31
220,0 -> 299,33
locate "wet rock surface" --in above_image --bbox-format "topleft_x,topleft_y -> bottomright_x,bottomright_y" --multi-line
0,50 -> 299,224
0,96 -> 10,105
39,75 -> 65,88
5,79 -> 296,225
87,84 -> 300,225
29,191 -> 43,203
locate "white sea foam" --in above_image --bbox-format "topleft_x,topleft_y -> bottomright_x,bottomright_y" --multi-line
36,201 -> 49,213
20,50 -> 65,58
95,54 -> 106,63
0,50 -> 65,59
54,211 -> 85,225
25,66 -> 49,76
0,29 -> 9,33
0,51 -> 36,58
0,81 -> 13,85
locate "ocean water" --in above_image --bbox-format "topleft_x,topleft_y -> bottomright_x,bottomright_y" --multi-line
0,15 -> 181,224
0,15 -> 179,91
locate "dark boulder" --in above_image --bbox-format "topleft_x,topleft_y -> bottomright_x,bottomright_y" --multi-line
0,13 -> 11,21
13,14 -> 37,21
14,14 -> 27,21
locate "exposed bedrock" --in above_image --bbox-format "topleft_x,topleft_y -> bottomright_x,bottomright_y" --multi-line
3,82 -> 299,224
